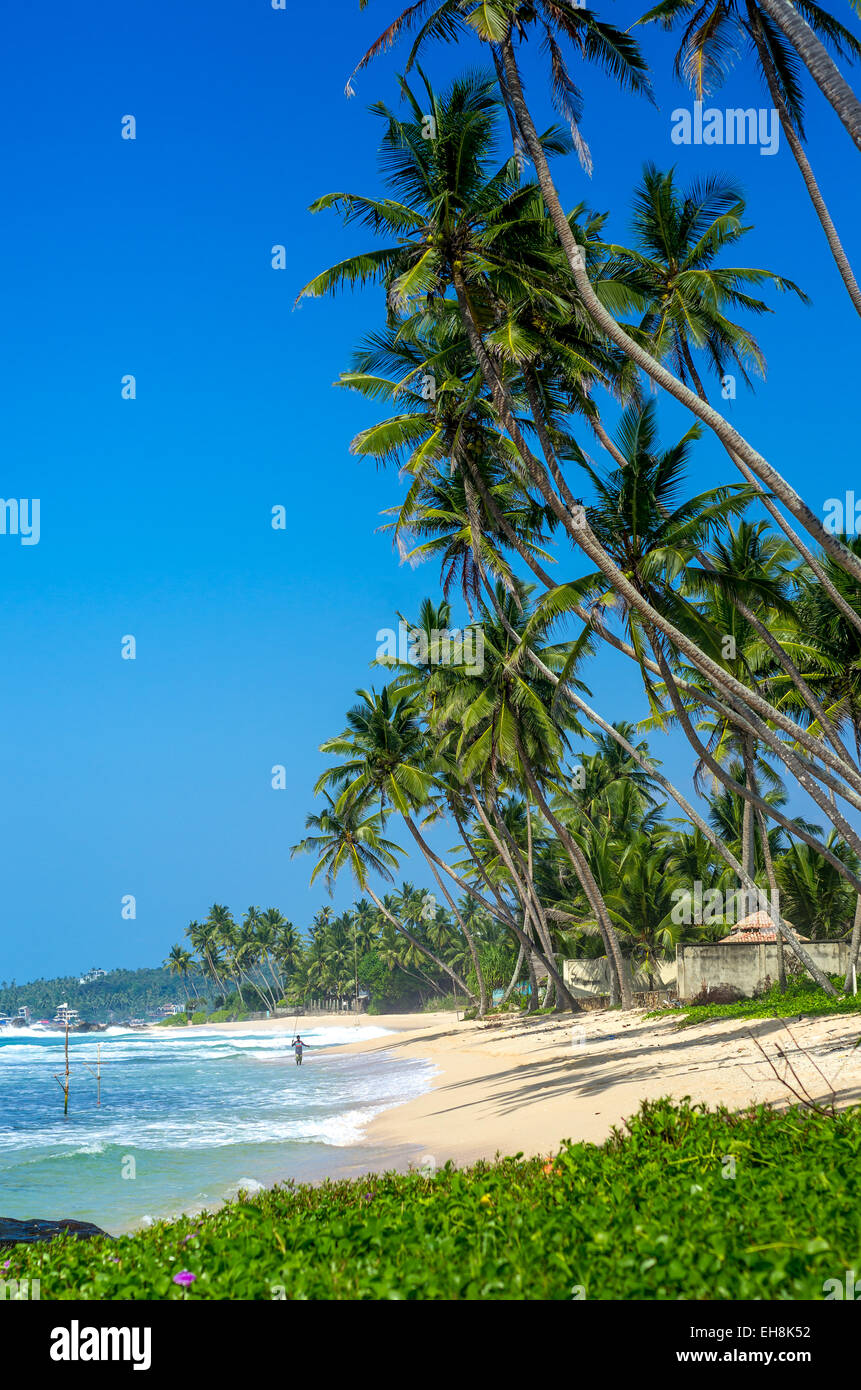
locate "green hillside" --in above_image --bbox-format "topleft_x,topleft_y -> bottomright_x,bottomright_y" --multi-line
0,967 -> 209,1023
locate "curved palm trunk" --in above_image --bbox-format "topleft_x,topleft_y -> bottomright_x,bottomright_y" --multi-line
744,743 -> 787,992
496,32 -> 861,587
500,938 -> 525,1005
510,617 -> 840,995
453,267 -> 861,825
402,816 -> 489,1015
844,894 -> 861,992
755,0 -> 861,152
365,888 -> 475,1003
748,5 -> 861,316
511,730 -> 633,1009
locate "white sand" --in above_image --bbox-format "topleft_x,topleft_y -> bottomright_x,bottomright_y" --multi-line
189,1006 -> 861,1169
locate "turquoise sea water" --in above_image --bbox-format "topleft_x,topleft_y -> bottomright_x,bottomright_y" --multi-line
0,1025 -> 434,1233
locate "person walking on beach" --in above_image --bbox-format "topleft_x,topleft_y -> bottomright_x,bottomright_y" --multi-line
292,1035 -> 305,1067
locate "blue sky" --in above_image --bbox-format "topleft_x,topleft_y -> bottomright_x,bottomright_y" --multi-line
1,0 -> 859,982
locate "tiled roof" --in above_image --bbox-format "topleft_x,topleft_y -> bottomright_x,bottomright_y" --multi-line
723,910 -> 809,944
725,910 -> 778,942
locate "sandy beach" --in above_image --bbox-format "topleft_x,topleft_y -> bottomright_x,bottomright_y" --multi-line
193,1006 -> 861,1173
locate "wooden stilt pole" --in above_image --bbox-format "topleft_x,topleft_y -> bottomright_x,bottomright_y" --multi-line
83,1042 -> 102,1106
53,1018 -> 71,1116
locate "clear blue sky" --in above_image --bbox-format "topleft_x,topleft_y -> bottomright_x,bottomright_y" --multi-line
1,0 -> 858,981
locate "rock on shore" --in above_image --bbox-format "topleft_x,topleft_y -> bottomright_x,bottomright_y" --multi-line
0,1216 -> 110,1246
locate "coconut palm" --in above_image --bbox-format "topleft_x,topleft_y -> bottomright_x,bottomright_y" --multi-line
603,165 -> 808,399
291,791 -> 475,1000
776,832 -> 859,938
754,0 -> 861,152
164,944 -> 194,1004
345,0 -> 861,581
637,0 -> 861,315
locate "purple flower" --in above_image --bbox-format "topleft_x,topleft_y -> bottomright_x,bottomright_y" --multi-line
2,1260 -> 10,1270
173,1270 -> 196,1287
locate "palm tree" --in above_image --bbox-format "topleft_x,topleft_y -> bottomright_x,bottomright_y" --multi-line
315,682 -> 493,1012
164,944 -> 193,1004
753,0 -> 861,151
308,65 -> 861,842
291,792 -> 475,1000
603,164 -> 808,399
637,0 -> 861,314
346,0 -> 861,581
184,918 -> 226,1000
776,832 -> 859,938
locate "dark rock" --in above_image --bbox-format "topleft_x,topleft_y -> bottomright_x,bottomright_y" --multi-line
0,1217 -> 111,1247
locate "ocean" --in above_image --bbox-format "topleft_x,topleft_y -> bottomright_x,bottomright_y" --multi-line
0,1025 -> 435,1233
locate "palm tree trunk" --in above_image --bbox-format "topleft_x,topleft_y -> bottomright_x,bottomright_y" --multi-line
402,816 -> 489,1015
403,802 -> 575,1006
744,742 -> 787,992
452,265 -> 861,812
525,940 -> 540,1013
679,338 -> 709,401
844,893 -> 861,992
754,0 -> 861,152
365,888 -> 475,1003
748,4 -> 861,316
511,730 -> 633,1009
500,939 -> 525,1006
742,734 -> 756,886
495,31 -> 861,586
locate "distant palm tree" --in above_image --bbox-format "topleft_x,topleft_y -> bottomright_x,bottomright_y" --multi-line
164,944 -> 193,1004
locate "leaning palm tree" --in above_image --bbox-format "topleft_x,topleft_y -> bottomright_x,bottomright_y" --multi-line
291,791 -> 476,1001
428,577 -> 630,1006
603,164 -> 808,400
637,0 -> 861,314
347,0 -> 651,176
345,0 -> 861,580
753,0 -> 861,151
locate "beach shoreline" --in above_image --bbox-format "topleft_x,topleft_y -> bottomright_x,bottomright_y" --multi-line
174,1005 -> 861,1175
